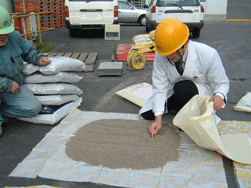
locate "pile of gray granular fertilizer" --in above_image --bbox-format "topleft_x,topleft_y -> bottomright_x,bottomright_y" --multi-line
65,119 -> 181,170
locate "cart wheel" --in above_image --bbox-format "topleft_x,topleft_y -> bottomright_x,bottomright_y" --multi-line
131,53 -> 146,69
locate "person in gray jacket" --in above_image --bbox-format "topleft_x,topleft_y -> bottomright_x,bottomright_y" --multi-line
0,6 -> 51,136
139,18 -> 229,137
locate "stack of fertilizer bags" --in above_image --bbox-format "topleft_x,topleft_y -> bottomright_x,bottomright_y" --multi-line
18,56 -> 85,125
129,30 -> 156,54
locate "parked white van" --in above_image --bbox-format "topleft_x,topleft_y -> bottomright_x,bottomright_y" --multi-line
64,0 -> 119,37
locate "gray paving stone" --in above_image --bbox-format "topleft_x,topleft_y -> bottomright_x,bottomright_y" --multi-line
98,62 -> 123,77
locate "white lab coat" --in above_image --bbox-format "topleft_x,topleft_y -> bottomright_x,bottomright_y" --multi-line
139,40 -> 230,119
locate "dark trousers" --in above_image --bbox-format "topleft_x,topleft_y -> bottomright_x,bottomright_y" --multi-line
141,80 -> 199,120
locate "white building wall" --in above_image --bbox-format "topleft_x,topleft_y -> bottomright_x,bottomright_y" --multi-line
200,0 -> 227,21
203,0 -> 227,14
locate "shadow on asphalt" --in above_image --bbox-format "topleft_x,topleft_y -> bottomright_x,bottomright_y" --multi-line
68,23 -> 145,38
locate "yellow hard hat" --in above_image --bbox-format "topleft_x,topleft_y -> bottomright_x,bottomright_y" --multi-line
154,18 -> 189,56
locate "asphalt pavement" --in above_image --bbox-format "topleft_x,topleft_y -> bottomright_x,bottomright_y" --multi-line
0,22 -> 251,188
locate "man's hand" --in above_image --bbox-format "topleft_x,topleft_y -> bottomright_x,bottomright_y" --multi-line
149,114 -> 162,137
10,81 -> 20,94
210,95 -> 224,110
149,122 -> 161,137
39,57 -> 51,66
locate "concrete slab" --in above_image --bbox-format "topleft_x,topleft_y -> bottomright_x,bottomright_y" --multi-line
97,61 -> 123,77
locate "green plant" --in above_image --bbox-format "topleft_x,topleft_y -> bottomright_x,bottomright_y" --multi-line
37,42 -> 54,53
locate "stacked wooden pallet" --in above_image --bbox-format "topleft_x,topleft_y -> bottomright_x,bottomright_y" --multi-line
45,52 -> 98,72
14,0 -> 65,29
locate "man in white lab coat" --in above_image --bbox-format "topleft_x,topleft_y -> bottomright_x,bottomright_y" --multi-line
139,18 -> 229,137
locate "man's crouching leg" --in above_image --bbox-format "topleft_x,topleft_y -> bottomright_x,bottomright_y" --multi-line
141,110 -> 155,120
1,85 -> 42,120
173,80 -> 199,108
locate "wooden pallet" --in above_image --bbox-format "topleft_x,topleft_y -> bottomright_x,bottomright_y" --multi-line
45,52 -> 98,72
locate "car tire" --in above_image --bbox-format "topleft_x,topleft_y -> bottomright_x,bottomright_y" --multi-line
146,24 -> 150,32
149,23 -> 155,32
139,15 -> 146,26
69,29 -> 78,37
146,22 -> 155,33
192,28 -> 200,38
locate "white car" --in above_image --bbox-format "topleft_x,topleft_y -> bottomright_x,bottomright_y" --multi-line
64,0 -> 119,37
118,0 -> 147,25
145,0 -> 204,38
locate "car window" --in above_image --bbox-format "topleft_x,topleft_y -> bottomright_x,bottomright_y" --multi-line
149,0 -> 155,7
118,1 -> 132,9
156,0 -> 200,6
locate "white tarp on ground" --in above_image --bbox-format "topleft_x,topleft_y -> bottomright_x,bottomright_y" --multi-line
9,108 -> 227,188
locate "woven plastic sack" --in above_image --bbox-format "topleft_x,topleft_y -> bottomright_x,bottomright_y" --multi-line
173,95 -> 251,164
149,30 -> 155,40
173,95 -> 220,150
129,44 -> 155,53
233,92 -> 251,112
23,56 -> 85,76
23,63 -> 40,75
18,98 -> 82,125
25,83 -> 83,95
132,38 -> 154,49
116,82 -> 152,107
36,95 -> 80,106
132,34 -> 150,40
24,72 -> 82,84
131,33 -> 155,50
39,56 -> 85,75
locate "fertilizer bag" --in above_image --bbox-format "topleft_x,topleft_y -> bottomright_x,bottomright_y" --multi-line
39,56 -> 85,75
233,92 -> 251,112
18,98 -> 82,125
24,72 -> 82,84
173,95 -> 251,164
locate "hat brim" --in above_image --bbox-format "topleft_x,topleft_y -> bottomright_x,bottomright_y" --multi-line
0,23 -> 15,35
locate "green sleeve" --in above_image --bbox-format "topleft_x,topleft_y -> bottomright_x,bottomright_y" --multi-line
16,32 -> 45,66
0,77 -> 13,93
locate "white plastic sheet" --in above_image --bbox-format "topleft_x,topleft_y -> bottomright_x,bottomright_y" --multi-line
10,109 -> 227,187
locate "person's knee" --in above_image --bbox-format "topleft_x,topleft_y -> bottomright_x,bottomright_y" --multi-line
173,80 -> 199,107
25,100 -> 42,117
141,110 -> 155,120
173,80 -> 198,96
